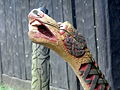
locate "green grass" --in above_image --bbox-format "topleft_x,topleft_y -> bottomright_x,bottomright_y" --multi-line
0,84 -> 15,90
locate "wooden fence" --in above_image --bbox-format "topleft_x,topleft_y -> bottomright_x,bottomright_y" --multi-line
0,0 -> 119,89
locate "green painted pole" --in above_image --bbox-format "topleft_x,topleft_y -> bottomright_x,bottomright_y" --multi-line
31,8 -> 50,90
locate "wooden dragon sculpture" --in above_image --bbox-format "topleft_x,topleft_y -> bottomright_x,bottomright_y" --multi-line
28,8 -> 111,90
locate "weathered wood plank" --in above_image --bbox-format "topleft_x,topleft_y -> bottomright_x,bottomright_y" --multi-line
45,0 -> 54,17
75,0 -> 84,35
0,0 -> 5,82
0,43 -> 2,82
0,0 -> 7,77
21,0 -> 32,80
51,0 -> 63,22
94,0 -> 107,72
5,0 -> 11,76
94,0 -> 113,88
50,52 -> 68,89
9,0 -> 17,78
83,0 -> 97,61
15,0 -> 26,79
29,0 -> 40,10
9,0 -> 22,79
5,0 -> 19,77
49,0 -> 69,89
1,0 -> 8,75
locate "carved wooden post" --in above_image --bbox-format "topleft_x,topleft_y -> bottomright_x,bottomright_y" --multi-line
31,8 -> 50,90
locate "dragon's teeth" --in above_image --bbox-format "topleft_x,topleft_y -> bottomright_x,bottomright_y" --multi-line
32,29 -> 39,33
31,21 -> 41,26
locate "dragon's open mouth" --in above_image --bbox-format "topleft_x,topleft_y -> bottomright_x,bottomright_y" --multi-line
30,20 -> 55,39
37,24 -> 54,37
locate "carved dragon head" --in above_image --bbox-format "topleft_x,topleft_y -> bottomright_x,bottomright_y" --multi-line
28,8 -> 87,62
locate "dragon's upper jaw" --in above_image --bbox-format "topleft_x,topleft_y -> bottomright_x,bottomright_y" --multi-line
28,9 -> 59,44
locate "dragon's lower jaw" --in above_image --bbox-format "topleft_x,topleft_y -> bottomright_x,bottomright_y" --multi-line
28,30 -> 57,42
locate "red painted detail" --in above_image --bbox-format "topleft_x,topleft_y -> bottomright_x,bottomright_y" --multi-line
79,63 -> 88,74
95,84 -> 101,90
79,63 -> 94,88
86,75 -> 94,81
86,75 -> 94,87
33,32 -> 57,42
79,63 -> 98,89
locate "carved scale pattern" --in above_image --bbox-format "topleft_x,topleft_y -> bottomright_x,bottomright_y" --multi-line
64,31 -> 87,57
79,60 -> 111,90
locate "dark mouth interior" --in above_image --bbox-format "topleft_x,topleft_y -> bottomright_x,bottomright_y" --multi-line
37,25 -> 54,37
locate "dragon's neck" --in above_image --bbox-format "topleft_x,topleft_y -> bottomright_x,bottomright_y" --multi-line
28,8 -> 111,90
66,54 -> 111,90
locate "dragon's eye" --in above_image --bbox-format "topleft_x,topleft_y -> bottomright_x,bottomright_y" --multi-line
59,24 -> 68,35
59,29 -> 65,35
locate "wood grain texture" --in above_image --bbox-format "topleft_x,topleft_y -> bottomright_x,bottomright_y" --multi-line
83,0 -> 97,61
0,43 -> 2,82
21,0 -> 32,80
15,0 -> 26,79
12,0 -> 21,79
94,0 -> 113,88
1,0 -> 9,75
6,0 -> 15,77
0,0 -> 5,82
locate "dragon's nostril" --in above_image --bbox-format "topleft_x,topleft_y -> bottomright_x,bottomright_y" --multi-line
32,9 -> 44,18
33,10 -> 39,16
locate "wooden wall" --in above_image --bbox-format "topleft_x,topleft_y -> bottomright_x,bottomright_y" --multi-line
108,0 -> 120,90
0,0 -> 116,89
